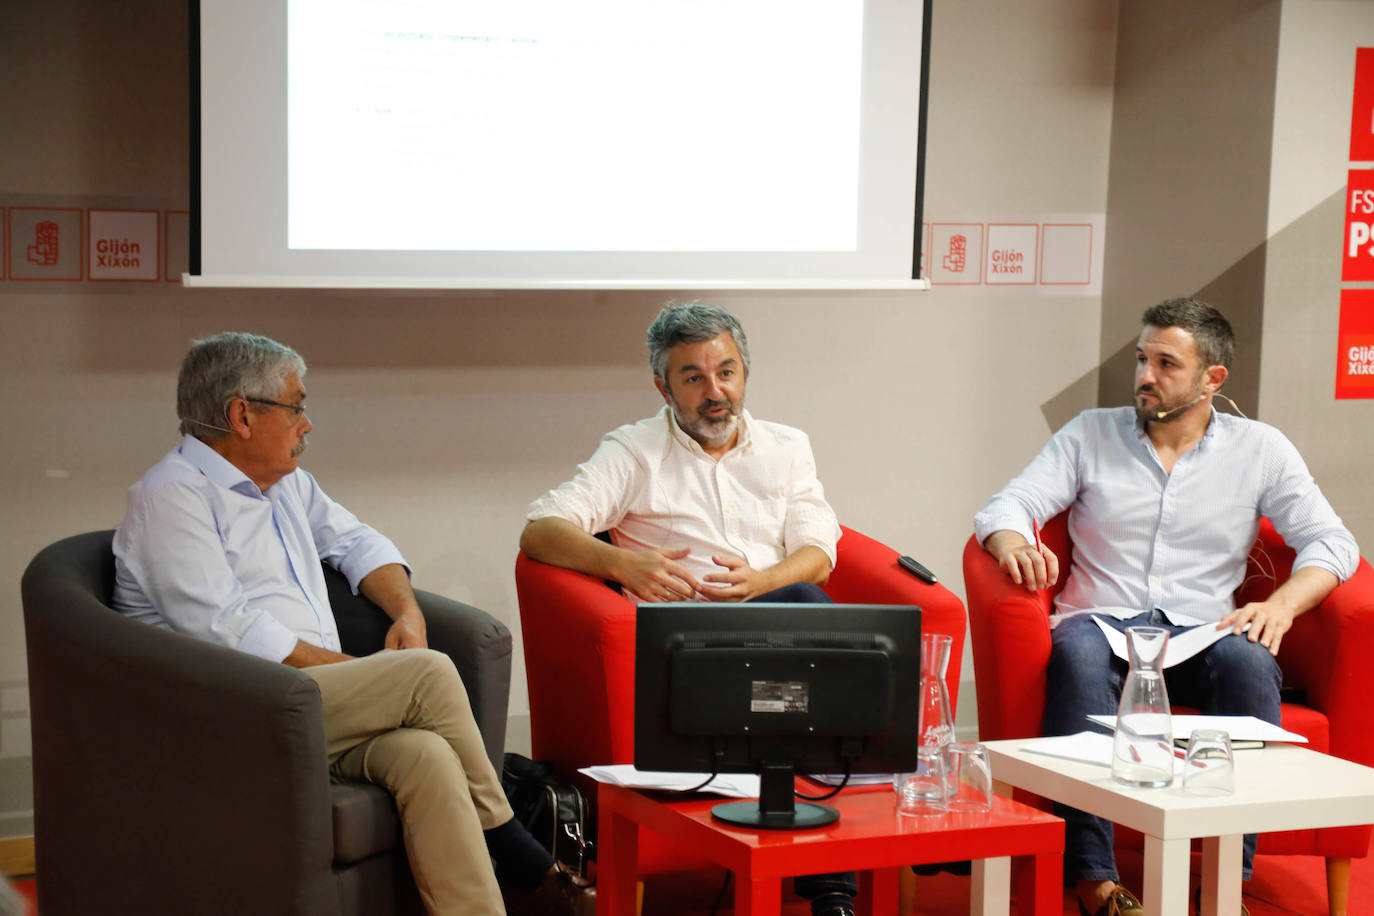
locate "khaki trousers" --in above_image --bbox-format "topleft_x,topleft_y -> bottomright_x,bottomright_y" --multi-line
306,649 -> 515,916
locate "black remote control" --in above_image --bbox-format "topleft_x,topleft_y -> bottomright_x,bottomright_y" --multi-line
898,555 -> 938,584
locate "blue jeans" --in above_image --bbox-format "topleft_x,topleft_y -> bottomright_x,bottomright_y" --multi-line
753,581 -> 833,604
749,583 -> 859,907
1043,610 -> 1281,884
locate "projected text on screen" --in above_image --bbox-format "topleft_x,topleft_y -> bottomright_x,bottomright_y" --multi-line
287,0 -> 864,253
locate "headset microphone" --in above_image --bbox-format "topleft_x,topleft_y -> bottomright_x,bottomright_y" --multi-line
1154,393 -> 1207,421
181,417 -> 234,434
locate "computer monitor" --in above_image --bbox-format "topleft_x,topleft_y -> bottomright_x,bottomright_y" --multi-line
634,602 -> 922,830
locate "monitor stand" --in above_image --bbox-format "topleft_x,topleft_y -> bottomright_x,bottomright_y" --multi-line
710,760 -> 840,830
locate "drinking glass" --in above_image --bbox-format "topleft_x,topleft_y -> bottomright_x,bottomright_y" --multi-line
1181,728 -> 1235,796
946,741 -> 994,813
895,747 -> 948,816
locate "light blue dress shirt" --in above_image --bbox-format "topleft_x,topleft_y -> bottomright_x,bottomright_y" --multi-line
113,435 -> 408,661
974,407 -> 1359,626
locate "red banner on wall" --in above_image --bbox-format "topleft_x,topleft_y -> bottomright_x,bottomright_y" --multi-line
1337,52 -> 1374,399
1351,47 -> 1374,162
1336,289 -> 1374,399
1344,169 -> 1374,282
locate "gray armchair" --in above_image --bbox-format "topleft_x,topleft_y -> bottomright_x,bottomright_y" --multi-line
21,530 -> 512,916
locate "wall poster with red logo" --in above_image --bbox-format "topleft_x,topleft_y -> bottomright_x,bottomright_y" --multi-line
1336,290 -> 1374,399
1346,169 -> 1374,282
1337,49 -> 1374,398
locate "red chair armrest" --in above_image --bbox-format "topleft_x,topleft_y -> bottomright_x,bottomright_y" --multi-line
1277,558 -> 1374,767
514,553 -> 638,786
963,534 -> 1054,740
825,526 -> 968,713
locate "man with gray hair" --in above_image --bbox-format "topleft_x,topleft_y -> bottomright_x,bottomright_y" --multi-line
522,301 -> 839,606
521,302 -> 856,916
114,332 -> 591,916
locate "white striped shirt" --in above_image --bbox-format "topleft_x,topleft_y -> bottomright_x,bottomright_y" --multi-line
113,435 -> 408,661
526,406 -> 840,600
974,408 -> 1358,626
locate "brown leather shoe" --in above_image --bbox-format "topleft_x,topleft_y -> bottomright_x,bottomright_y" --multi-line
1077,884 -> 1144,916
504,866 -> 596,916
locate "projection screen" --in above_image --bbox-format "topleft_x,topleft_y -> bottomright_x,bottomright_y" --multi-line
190,0 -> 931,289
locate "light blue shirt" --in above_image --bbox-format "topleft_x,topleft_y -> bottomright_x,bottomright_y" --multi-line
113,435 -> 408,662
974,407 -> 1359,625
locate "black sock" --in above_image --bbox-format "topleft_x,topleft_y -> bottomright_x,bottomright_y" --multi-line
484,819 -> 555,892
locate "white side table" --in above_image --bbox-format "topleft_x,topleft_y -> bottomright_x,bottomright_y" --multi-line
982,740 -> 1374,916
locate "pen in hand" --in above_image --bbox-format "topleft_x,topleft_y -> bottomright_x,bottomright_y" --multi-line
1032,519 -> 1044,556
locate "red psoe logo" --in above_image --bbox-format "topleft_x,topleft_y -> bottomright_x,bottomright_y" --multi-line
943,234 -> 967,273
27,221 -> 59,267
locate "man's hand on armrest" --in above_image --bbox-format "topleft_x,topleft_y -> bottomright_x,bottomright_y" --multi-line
521,517 -> 698,600
984,529 -> 1059,592
359,563 -> 428,650
282,639 -> 353,668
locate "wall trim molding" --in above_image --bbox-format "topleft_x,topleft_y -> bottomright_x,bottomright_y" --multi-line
0,835 -> 34,877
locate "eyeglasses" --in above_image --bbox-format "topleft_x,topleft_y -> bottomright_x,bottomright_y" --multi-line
243,396 -> 307,420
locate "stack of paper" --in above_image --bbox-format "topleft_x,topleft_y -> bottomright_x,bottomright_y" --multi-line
577,765 -> 761,798
1019,716 -> 1307,777
1085,714 -> 1307,744
1020,731 -> 1114,766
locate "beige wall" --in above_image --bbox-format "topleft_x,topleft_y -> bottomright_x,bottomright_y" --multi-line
1259,0 -> 1374,551
3,0 -> 1121,837
1098,0 -> 1283,413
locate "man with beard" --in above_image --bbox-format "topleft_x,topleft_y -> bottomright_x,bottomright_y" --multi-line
114,332 -> 592,916
521,301 -> 855,916
974,298 -> 1358,916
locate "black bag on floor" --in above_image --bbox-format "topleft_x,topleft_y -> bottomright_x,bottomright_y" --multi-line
500,752 -> 594,878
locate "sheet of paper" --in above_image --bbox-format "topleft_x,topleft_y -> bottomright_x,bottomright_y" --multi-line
1091,616 -> 1249,668
1022,731 -> 1229,777
577,765 -> 761,798
807,773 -> 898,786
1085,714 -> 1307,744
1020,731 -> 1114,766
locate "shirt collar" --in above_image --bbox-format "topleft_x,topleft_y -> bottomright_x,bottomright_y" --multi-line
177,434 -> 266,498
1198,407 -> 1221,447
1130,405 -> 1220,445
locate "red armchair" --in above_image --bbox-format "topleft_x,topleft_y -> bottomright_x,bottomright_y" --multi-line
963,512 -> 1374,914
515,525 -> 967,878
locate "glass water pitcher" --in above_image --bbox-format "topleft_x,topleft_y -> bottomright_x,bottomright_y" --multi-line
1111,625 -> 1174,788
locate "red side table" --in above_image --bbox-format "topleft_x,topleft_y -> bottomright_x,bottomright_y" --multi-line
597,783 -> 1063,916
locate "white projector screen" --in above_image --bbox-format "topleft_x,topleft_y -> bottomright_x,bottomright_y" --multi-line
191,0 -> 930,289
